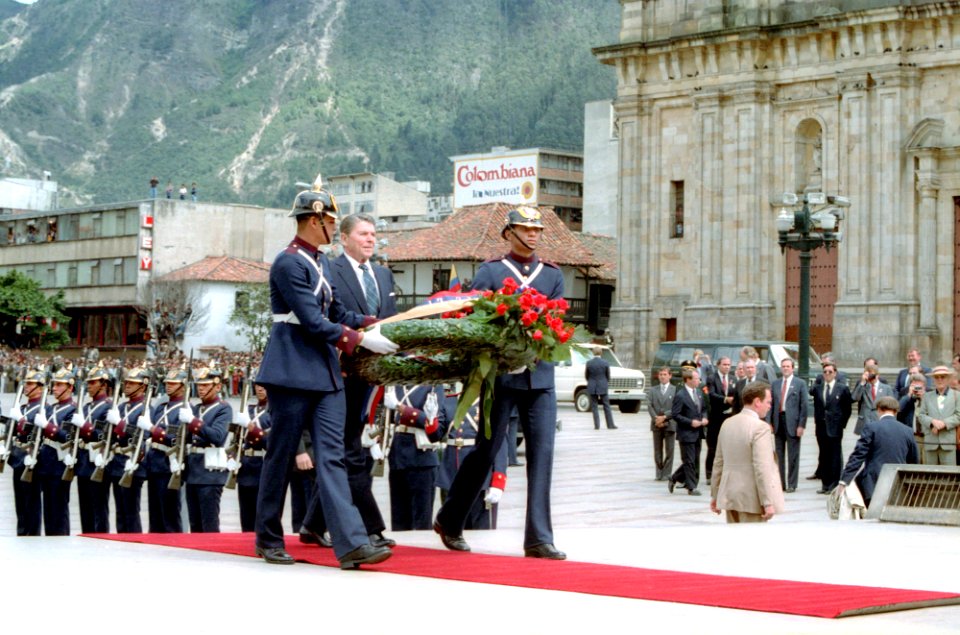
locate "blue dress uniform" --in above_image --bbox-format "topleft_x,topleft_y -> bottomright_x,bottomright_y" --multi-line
437,394 -> 508,530
183,376 -> 232,533
38,387 -> 75,536
387,385 -> 448,531
76,391 -> 112,533
435,249 -> 564,552
254,234 -> 378,561
10,395 -> 46,535
146,394 -> 186,533
105,395 -> 149,533
237,401 -> 271,532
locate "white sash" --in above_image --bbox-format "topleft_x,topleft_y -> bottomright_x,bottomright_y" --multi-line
500,258 -> 544,288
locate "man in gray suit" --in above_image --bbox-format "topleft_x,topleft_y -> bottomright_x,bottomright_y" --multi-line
646,367 -> 676,481
767,358 -> 808,492
915,365 -> 960,466
585,347 -> 616,430
852,362 -> 895,435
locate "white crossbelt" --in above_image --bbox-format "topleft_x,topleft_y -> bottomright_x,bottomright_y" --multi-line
273,312 -> 301,324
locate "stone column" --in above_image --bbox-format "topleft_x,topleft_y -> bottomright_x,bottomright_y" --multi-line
915,155 -> 940,331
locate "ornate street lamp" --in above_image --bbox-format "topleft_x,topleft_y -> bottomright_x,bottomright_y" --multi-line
771,192 -> 850,380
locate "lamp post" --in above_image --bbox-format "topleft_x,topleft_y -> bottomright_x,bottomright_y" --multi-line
772,192 -> 849,381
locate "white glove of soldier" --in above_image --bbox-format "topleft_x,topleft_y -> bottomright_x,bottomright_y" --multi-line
424,392 -> 439,422
358,325 -> 399,355
136,416 -> 153,432
383,388 -> 399,410
236,411 -> 251,427
508,366 -> 527,374
178,407 -> 194,424
360,424 -> 378,448
369,443 -> 385,461
106,407 -> 122,426
484,487 -> 504,506
9,404 -> 23,421
70,412 -> 85,428
62,454 -> 76,467
34,409 -> 49,428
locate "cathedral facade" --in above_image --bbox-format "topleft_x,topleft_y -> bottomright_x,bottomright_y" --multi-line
594,0 -> 960,370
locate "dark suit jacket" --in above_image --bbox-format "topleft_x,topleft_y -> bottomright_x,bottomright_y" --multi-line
331,253 -> 397,319
707,371 -> 734,424
894,366 -> 932,398
840,415 -> 919,502
671,384 -> 706,443
585,357 -> 610,396
809,379 -> 852,438
768,376 -> 808,436
896,395 -> 923,434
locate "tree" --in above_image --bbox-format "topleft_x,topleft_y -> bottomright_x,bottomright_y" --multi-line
136,278 -> 210,356
0,270 -> 70,350
228,282 -> 271,352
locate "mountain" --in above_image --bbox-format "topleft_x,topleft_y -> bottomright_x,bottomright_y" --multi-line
0,0 -> 618,208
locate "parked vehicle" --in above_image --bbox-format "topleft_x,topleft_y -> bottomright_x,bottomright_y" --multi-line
650,340 -> 823,385
555,344 -> 646,413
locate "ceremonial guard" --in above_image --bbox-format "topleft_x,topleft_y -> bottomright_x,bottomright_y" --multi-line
28,368 -> 74,535
236,382 -> 271,532
7,369 -> 49,535
143,369 -> 188,533
104,366 -> 151,533
73,366 -> 113,532
434,206 -> 566,559
181,366 -> 231,533
254,178 -> 398,568
437,391 -> 508,530
381,384 -> 448,530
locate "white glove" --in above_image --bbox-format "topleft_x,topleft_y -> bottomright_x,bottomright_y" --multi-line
369,443 -> 384,461
23,454 -> 37,468
236,411 -> 251,427
484,487 -> 504,506
34,410 -> 49,428
383,389 -> 399,410
226,457 -> 239,472
9,405 -> 23,421
106,407 -> 122,425
424,392 -> 439,422
70,412 -> 85,428
136,417 -> 153,432
93,452 -> 106,468
360,424 -> 378,448
62,454 -> 76,468
508,366 -> 527,374
178,407 -> 194,424
358,325 -> 399,355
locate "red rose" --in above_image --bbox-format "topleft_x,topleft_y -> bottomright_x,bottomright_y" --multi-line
482,290 -> 494,298
557,298 -> 569,311
532,330 -> 543,341
521,311 -> 538,327
496,303 -> 508,315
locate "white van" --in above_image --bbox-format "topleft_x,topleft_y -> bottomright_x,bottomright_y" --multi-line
554,344 -> 646,413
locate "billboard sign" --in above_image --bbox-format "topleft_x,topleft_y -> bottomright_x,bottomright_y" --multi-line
453,152 -> 538,209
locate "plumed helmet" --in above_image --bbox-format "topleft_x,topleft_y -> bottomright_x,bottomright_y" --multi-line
86,366 -> 111,383
164,368 -> 189,384
288,173 -> 339,219
194,367 -> 222,385
51,368 -> 76,385
501,205 -> 544,238
24,369 -> 47,385
125,366 -> 151,384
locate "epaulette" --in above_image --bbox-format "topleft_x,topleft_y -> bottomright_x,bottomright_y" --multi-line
540,259 -> 560,270
283,243 -> 299,255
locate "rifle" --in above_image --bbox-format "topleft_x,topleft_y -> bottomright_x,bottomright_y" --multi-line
119,370 -> 154,488
20,370 -> 51,484
167,349 -> 194,490
91,351 -> 126,483
62,366 -> 88,482
224,360 -> 253,490
0,368 -> 27,473
370,402 -> 394,478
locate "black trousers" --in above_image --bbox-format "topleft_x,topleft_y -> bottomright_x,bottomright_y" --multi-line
186,483 -> 222,533
590,393 -> 616,429
389,466 -> 436,531
13,467 -> 42,536
77,475 -> 110,533
820,434 -> 843,491
108,474 -> 144,533
238,483 -> 258,532
671,440 -> 701,491
705,416 -> 725,478
147,474 -> 183,533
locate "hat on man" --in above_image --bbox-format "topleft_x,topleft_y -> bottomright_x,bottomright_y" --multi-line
679,359 -> 698,370
23,369 -> 47,385
125,366 -> 151,384
51,368 -> 76,385
500,205 -> 544,238
927,365 -> 956,377
288,173 -> 339,219
164,368 -> 189,384
194,367 -> 222,385
86,365 -> 111,383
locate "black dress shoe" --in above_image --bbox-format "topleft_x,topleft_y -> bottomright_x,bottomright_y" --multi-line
607,425 -> 618,429
369,533 -> 396,548
806,474 -> 820,480
816,488 -> 830,495
433,521 -> 470,552
667,480 -> 676,494
524,543 -> 566,560
339,544 -> 392,570
785,487 -> 797,493
299,528 -> 332,548
509,461 -> 524,467
255,546 -> 295,565
688,489 -> 702,496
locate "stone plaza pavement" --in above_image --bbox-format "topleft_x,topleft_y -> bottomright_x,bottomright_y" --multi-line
1,394 -> 958,634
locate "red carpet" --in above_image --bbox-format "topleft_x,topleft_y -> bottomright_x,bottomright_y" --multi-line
85,532 -> 960,618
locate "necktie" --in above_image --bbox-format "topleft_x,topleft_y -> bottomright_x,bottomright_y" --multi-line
722,376 -> 728,395
780,378 -> 788,412
871,383 -> 876,401
359,263 -> 379,315
823,382 -> 830,403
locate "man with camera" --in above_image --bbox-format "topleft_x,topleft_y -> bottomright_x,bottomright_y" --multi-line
898,373 -> 927,439
851,362 -> 894,435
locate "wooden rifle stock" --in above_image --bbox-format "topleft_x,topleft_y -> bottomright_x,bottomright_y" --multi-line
62,390 -> 88,483
224,370 -> 253,490
21,381 -> 51,483
93,353 -> 126,483
168,351 -> 193,490
119,382 -> 154,488
0,373 -> 26,473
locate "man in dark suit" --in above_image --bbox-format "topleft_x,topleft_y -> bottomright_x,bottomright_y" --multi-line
668,367 -> 708,496
732,358 -> 758,414
705,356 -> 735,482
839,397 -> 919,507
646,367 -> 676,481
809,362 -> 852,493
299,211 -> 398,550
767,358 -> 808,492
807,353 -> 847,482
585,347 -> 616,430
852,362 -> 895,435
894,348 -> 932,398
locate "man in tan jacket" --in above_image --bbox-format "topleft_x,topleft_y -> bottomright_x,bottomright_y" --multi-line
710,381 -> 785,523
